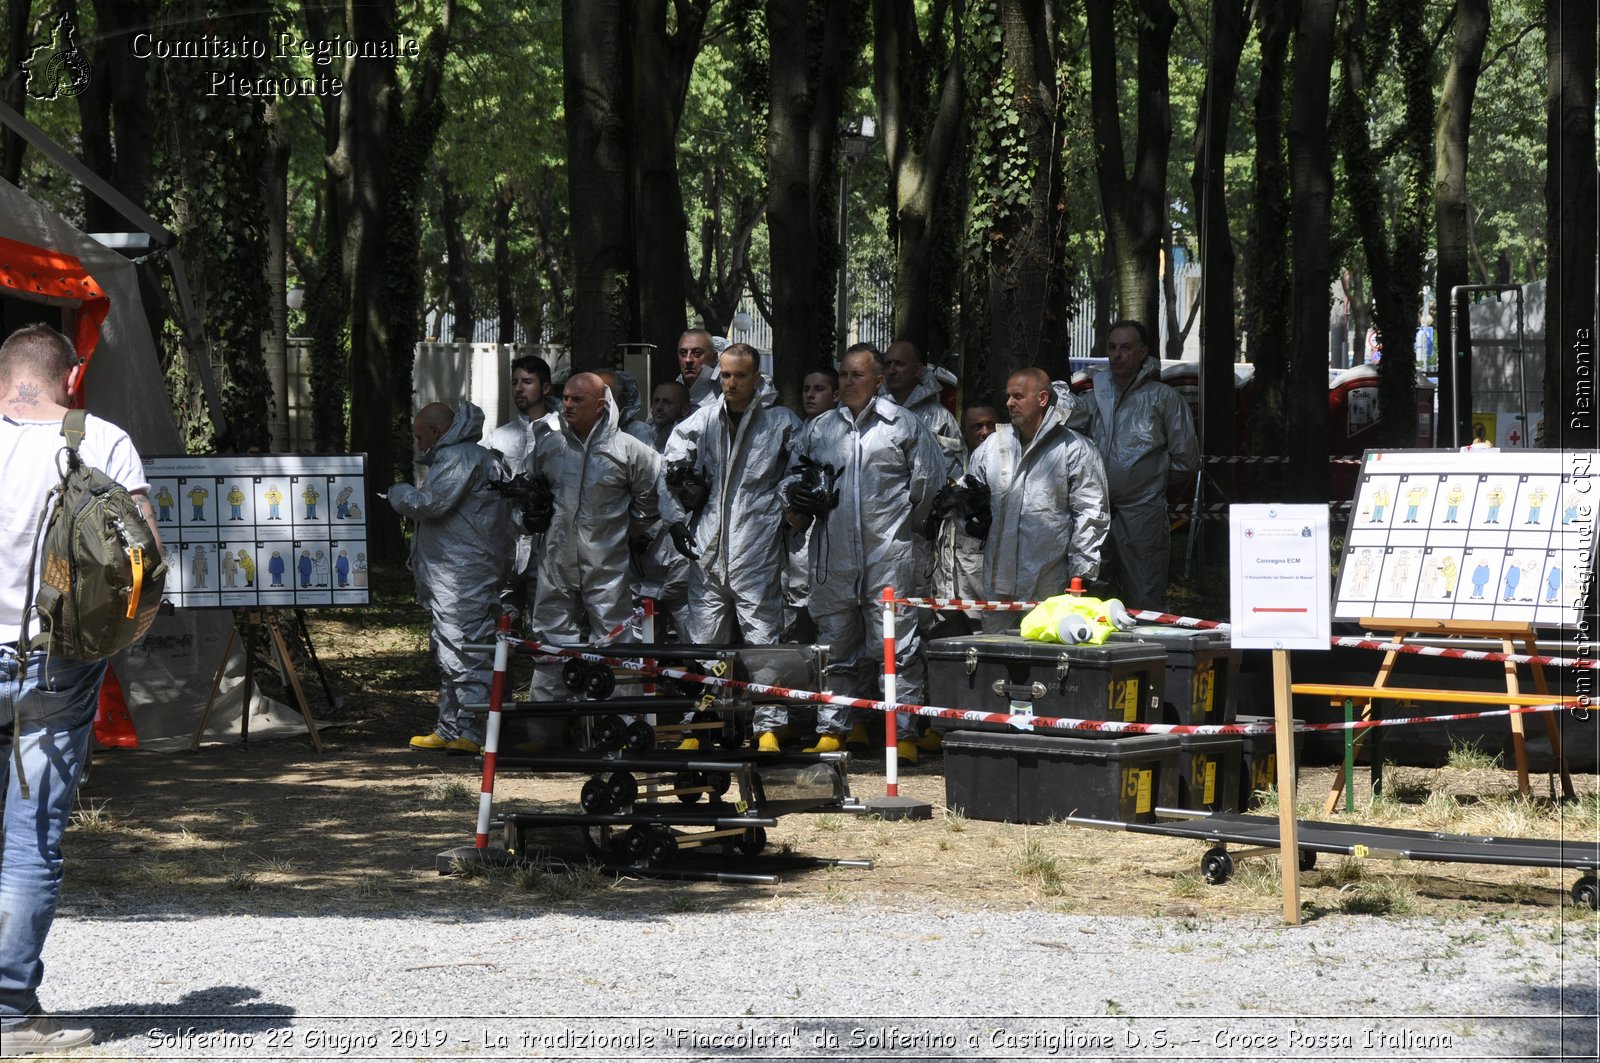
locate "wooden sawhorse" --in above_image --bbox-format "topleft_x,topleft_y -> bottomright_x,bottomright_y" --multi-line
191,608 -> 323,752
1312,617 -> 1575,812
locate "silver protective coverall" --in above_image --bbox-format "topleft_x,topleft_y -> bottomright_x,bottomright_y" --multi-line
966,407 -> 1111,631
787,397 -> 945,737
387,402 -> 513,743
660,381 -> 802,731
1060,357 -> 1199,610
483,409 -> 559,612
527,396 -> 661,697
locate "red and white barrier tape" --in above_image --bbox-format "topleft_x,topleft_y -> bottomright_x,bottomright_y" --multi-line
500,635 -> 1584,736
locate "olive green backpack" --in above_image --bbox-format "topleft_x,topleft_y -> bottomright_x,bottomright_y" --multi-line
24,409 -> 168,660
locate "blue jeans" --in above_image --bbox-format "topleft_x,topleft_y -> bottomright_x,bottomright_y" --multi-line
0,649 -> 104,1028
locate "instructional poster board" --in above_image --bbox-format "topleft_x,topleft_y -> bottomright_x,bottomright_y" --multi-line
1229,504 -> 1332,650
1334,449 -> 1596,627
143,454 -> 369,609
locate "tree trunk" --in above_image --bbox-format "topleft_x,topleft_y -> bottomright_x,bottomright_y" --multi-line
564,0 -> 633,372
439,167 -> 475,343
1544,0 -> 1597,450
533,166 -> 570,346
263,101 -> 291,451
984,0 -> 1070,399
77,0 -> 156,230
1339,0 -> 1430,449
1244,0 -> 1292,466
765,0 -> 854,409
1087,0 -> 1175,336
1284,0 -> 1338,502
631,0 -> 707,390
495,182 -> 516,345
2,0 -> 30,184
1434,0 -> 1489,447
873,0 -> 964,355
1189,0 -> 1246,525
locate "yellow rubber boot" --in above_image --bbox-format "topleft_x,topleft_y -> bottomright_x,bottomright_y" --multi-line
675,737 -> 701,752
409,732 -> 448,750
845,723 -> 872,749
916,731 -> 943,754
804,734 -> 844,754
896,740 -> 919,766
444,737 -> 482,755
756,731 -> 781,754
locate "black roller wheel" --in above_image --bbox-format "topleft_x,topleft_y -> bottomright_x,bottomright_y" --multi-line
1298,849 -> 1318,872
707,772 -> 732,799
607,771 -> 639,810
579,776 -> 611,815
579,826 -> 611,861
585,665 -> 616,700
735,826 -> 767,856
647,828 -> 677,866
622,720 -> 655,754
621,824 -> 652,862
562,658 -> 589,693
594,714 -> 626,752
1573,876 -> 1599,911
674,771 -> 704,805
673,678 -> 704,699
1200,847 -> 1234,885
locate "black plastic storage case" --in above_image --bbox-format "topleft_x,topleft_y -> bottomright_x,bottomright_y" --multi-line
1107,624 -> 1240,726
926,633 -> 1166,736
1177,733 -> 1245,813
944,730 -> 1182,824
1235,715 -> 1304,810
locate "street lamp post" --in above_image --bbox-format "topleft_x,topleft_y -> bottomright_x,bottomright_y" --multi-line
836,116 -> 876,357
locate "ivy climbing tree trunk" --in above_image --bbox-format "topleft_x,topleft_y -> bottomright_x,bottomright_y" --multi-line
302,3 -> 349,456
872,0 -> 964,356
980,0 -> 1069,399
632,0 -> 708,389
1284,0 -> 1337,502
1189,0 -> 1247,481
1087,0 -> 1175,334
1434,0 -> 1489,447
263,100 -> 290,451
765,0 -> 856,409
1244,0 -> 1292,469
1544,0 -> 1597,450
1339,0 -> 1431,448
75,0 -> 156,233
494,183 -> 516,345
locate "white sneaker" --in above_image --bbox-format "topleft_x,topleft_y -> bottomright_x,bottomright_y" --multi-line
2,1014 -> 95,1055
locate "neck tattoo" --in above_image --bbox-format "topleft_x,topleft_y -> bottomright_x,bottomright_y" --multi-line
13,382 -> 42,407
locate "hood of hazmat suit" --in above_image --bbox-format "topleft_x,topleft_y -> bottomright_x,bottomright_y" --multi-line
786,395 -> 945,613
886,366 -> 963,478
966,407 -> 1110,600
387,401 -> 514,619
659,376 -> 802,585
1064,356 -> 1199,509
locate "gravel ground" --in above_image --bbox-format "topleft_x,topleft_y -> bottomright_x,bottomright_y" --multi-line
39,906 -> 1599,1061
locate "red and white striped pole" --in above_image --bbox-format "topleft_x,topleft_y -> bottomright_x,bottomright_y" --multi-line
474,613 -> 512,849
882,585 -> 899,798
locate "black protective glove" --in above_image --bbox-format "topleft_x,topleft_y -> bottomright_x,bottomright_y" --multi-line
788,483 -> 835,518
668,522 -> 698,560
628,532 -> 652,561
665,462 -> 711,513
963,501 -> 993,543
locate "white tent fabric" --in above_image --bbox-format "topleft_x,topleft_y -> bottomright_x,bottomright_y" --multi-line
0,177 -> 304,748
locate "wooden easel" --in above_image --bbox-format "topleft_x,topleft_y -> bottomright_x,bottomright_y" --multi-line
191,608 -> 323,752
1321,616 -> 1575,811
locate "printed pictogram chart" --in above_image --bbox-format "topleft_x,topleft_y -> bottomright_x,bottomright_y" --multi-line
144,454 -> 369,609
1334,449 -> 1595,627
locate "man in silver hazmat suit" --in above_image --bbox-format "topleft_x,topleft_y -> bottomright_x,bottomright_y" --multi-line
785,347 -> 946,765
658,344 -> 802,752
961,368 -> 1110,631
1059,320 -> 1198,611
389,402 -> 514,754
525,373 -> 661,698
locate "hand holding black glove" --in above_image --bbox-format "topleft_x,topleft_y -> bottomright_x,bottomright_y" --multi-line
668,522 -> 698,560
963,498 -> 993,542
789,483 -> 836,518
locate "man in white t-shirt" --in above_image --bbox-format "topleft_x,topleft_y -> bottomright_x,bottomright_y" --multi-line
0,324 -> 159,1055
